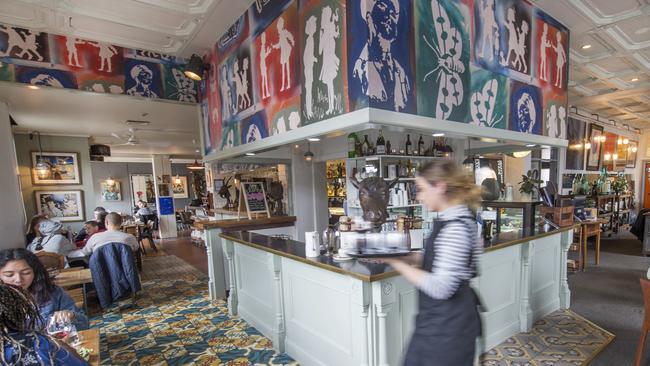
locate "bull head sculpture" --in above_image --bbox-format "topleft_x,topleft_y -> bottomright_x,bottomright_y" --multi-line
350,176 -> 399,229
219,176 -> 234,209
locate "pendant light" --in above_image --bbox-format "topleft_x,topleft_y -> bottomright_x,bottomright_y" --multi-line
184,54 -> 207,81
187,160 -> 205,170
304,142 -> 314,162
174,175 -> 182,184
29,131 -> 51,179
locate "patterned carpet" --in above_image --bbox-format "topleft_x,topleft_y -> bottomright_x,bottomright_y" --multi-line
89,254 -> 297,365
480,309 -> 614,365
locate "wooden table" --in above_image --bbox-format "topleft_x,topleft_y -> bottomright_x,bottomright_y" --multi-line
77,329 -> 100,366
579,219 -> 603,270
54,269 -> 92,314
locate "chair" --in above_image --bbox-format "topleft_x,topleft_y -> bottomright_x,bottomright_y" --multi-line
36,252 -> 65,271
89,242 -> 141,309
140,215 -> 159,252
635,278 -> 650,366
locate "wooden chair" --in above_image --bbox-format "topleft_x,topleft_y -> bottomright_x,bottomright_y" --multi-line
635,278 -> 650,366
35,252 -> 64,271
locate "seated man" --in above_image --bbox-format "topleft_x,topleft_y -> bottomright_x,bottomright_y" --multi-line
74,206 -> 107,242
68,213 -> 139,258
27,220 -> 76,257
74,220 -> 104,248
135,200 -> 154,218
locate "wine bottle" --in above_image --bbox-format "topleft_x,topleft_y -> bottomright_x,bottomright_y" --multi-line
418,135 -> 424,156
347,133 -> 358,158
405,134 -> 412,156
362,135 -> 370,156
376,130 -> 386,155
386,140 -> 392,155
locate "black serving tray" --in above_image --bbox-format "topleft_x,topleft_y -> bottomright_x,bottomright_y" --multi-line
347,248 -> 412,258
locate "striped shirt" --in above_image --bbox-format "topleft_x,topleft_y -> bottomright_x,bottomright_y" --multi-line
417,205 -> 482,300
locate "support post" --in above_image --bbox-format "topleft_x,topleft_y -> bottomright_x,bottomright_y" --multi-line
222,239 -> 238,315
268,254 -> 286,353
560,229 -> 572,309
205,228 -> 227,300
519,241 -> 534,332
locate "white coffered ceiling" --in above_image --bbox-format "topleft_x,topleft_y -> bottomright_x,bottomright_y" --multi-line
534,0 -> 650,128
0,0 -> 253,57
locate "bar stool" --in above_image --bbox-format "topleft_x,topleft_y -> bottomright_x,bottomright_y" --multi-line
635,278 -> 650,366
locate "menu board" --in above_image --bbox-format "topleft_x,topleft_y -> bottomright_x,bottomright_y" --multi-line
239,182 -> 270,219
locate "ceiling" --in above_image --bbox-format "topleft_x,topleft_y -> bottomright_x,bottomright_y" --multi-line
1,82 -> 201,158
0,0 -> 253,58
534,0 -> 650,128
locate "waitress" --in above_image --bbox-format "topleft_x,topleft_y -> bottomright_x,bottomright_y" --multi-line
383,160 -> 482,366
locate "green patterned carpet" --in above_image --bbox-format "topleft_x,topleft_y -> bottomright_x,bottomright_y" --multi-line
90,254 -> 297,365
480,309 -> 614,365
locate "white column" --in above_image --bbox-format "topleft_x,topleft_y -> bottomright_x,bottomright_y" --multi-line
205,228 -> 227,300
151,155 -> 178,238
268,254 -> 286,353
0,102 -> 25,249
559,230 -> 572,309
519,241 -> 534,332
222,239 -> 238,315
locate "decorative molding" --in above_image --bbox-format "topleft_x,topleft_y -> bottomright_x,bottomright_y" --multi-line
568,0 -> 646,26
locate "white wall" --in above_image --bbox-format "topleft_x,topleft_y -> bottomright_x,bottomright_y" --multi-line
0,102 -> 27,248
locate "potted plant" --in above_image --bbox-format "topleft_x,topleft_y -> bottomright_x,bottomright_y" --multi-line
519,170 -> 543,201
611,173 -> 628,194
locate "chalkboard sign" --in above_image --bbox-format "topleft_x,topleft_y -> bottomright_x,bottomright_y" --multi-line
239,182 -> 270,219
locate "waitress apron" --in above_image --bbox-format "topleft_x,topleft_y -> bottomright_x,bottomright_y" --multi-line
403,219 -> 482,366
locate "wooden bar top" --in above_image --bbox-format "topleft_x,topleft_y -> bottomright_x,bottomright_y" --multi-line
483,224 -> 579,252
194,215 -> 296,231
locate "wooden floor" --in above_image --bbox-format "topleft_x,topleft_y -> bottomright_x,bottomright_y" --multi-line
156,232 -> 209,275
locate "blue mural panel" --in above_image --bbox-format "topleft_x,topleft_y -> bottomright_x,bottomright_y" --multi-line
510,81 -> 542,135
15,66 -> 77,89
348,0 -> 415,113
217,14 -> 250,59
240,111 -> 269,144
124,59 -> 163,99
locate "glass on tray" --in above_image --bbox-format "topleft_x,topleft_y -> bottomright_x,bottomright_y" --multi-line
47,318 -> 79,346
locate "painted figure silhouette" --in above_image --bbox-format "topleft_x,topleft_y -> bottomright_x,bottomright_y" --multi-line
539,24 -> 551,82
260,32 -> 272,99
303,16 -> 318,119
512,20 -> 529,73
89,42 -> 118,72
65,37 -> 85,67
477,0 -> 499,62
274,17 -> 295,91
553,32 -> 566,88
318,6 -> 341,115
0,26 -> 43,61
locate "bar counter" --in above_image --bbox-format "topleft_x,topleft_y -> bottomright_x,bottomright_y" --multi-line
217,224 -> 575,366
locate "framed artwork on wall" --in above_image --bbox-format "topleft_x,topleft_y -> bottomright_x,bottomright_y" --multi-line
172,176 -> 189,199
565,118 -> 585,170
626,141 -> 638,168
130,174 -> 155,208
31,152 -> 80,185
586,124 -> 604,171
35,190 -> 84,222
100,180 -> 121,201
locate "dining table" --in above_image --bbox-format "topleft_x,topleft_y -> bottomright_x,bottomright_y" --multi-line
77,329 -> 100,366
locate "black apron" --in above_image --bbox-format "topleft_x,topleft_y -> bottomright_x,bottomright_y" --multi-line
403,218 -> 482,366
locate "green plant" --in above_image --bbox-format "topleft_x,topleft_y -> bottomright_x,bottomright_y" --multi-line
519,170 -> 543,195
611,173 -> 628,193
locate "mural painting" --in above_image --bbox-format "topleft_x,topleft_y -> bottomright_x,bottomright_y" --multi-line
467,67 -> 508,129
241,111 -> 270,144
300,0 -> 349,124
416,0 -> 470,122
510,80 -> 542,135
15,66 -> 77,89
348,0 -> 415,113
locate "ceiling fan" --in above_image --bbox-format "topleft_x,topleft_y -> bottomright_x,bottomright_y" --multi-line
110,128 -> 141,146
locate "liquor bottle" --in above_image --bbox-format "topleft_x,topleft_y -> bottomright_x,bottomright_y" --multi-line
405,134 -> 412,156
397,160 -> 403,178
386,140 -> 392,155
418,135 -> 424,156
347,132 -> 358,158
362,135 -> 371,156
376,130 -> 386,155
355,136 -> 363,157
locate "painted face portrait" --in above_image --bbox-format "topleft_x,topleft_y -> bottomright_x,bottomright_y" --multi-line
137,68 -> 153,86
517,93 -> 536,133
372,0 -> 399,41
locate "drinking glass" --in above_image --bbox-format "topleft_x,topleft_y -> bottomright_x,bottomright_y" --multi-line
47,318 -> 79,346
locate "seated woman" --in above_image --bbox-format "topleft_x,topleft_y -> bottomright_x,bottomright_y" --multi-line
25,214 -> 47,248
0,283 -> 88,365
0,249 -> 89,330
27,220 -> 76,257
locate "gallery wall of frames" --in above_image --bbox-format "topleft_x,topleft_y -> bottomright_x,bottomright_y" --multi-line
0,24 -> 198,102
201,0 -> 569,156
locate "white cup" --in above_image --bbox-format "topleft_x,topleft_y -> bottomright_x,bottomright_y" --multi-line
305,231 -> 320,258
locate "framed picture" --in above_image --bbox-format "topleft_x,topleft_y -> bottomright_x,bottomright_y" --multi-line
100,180 -> 121,201
172,176 -> 189,199
586,124 -> 604,171
130,174 -> 156,207
35,190 -> 84,222
566,118 -> 585,170
626,140 -> 638,168
31,152 -> 80,185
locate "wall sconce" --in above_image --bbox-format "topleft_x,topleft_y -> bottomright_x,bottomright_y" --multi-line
584,141 -> 591,150
105,176 -> 116,186
174,175 -> 181,184
623,138 -> 629,145
604,153 -> 612,161
632,146 -> 638,153
29,131 -> 51,179
613,153 -> 618,160
617,137 -> 623,145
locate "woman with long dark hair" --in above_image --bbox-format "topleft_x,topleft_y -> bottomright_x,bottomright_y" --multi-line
383,160 -> 482,366
0,283 -> 88,365
0,249 -> 89,330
